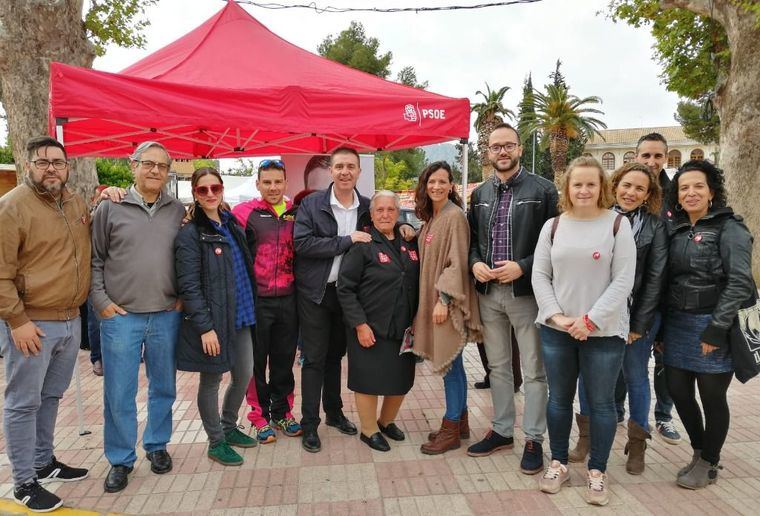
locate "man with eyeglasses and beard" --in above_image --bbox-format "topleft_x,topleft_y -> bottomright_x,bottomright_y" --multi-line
0,136 -> 91,512
466,123 -> 558,474
90,141 -> 185,494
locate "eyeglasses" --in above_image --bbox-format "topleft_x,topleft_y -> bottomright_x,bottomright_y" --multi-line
137,160 -> 170,173
194,184 -> 224,196
258,159 -> 285,171
30,159 -> 68,170
488,143 -> 519,153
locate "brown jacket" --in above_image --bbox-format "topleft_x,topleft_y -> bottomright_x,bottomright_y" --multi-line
0,180 -> 91,328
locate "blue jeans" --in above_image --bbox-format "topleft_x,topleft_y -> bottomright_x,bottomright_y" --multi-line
578,314 -> 660,431
540,325 -> 625,472
101,310 -> 180,467
86,298 -> 101,363
443,353 -> 467,421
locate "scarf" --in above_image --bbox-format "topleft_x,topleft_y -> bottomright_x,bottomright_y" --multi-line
613,204 -> 645,241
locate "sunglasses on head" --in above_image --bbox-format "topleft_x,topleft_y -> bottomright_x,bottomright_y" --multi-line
259,159 -> 285,171
194,184 -> 224,196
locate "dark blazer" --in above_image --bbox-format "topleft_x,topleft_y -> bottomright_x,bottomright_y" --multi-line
294,184 -> 371,304
174,208 -> 255,373
629,212 -> 668,335
467,167 -> 559,296
665,207 -> 754,348
337,226 -> 420,339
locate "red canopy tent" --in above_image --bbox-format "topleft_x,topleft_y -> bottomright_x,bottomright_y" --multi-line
48,0 -> 470,161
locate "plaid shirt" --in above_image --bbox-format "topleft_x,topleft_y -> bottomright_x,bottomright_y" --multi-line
213,213 -> 256,329
490,169 -> 523,265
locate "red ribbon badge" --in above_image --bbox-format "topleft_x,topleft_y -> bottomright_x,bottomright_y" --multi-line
694,233 -> 703,243
401,246 -> 407,252
425,233 -> 434,245
408,250 -> 419,261
378,252 -> 391,263
214,247 -> 223,256
592,251 -> 601,260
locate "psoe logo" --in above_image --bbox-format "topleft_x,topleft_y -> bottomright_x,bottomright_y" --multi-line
421,108 -> 446,120
403,104 -> 418,122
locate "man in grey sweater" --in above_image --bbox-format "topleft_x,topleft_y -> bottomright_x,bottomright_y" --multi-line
90,141 -> 185,494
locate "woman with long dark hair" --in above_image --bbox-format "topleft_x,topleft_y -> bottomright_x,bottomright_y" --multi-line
662,160 -> 754,489
412,161 -> 482,455
174,168 -> 257,466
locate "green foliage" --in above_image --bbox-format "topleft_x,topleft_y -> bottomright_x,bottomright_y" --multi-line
472,84 -> 515,131
675,98 -> 720,144
607,0 -> 729,100
453,142 -> 482,184
84,0 -> 158,57
374,154 -> 415,191
226,159 -> 255,177
0,138 -> 13,164
96,158 -> 133,187
317,21 -> 392,78
396,66 -> 429,89
528,84 -> 606,142
193,159 -> 220,171
517,74 -> 540,173
549,59 -> 567,89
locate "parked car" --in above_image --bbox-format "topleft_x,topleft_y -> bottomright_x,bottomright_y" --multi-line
399,208 -> 421,230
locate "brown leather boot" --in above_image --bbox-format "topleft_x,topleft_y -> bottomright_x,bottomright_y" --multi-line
568,413 -> 590,463
624,420 -> 651,475
428,410 -> 469,440
421,418 -> 461,455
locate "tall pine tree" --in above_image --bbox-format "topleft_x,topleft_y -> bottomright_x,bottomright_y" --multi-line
517,74 -> 539,174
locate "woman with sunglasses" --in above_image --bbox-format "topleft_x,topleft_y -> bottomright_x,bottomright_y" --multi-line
175,168 -> 258,466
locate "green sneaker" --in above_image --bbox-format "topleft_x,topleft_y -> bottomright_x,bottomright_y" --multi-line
208,442 -> 243,466
225,427 -> 258,448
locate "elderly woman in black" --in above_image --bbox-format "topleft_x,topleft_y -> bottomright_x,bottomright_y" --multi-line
663,160 -> 754,489
337,190 -> 420,452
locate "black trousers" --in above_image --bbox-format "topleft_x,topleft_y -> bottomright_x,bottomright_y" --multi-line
298,285 -> 346,430
253,294 -> 299,422
666,365 -> 733,464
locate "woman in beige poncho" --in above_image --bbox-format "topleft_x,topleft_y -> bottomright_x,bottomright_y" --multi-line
413,161 -> 482,455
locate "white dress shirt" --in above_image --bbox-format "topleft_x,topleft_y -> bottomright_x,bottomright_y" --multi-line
328,188 -> 360,283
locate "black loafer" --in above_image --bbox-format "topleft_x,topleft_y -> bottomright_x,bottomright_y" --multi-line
146,450 -> 173,474
378,421 -> 405,441
302,428 -> 322,453
325,412 -> 358,435
360,432 -> 390,452
104,465 -> 132,493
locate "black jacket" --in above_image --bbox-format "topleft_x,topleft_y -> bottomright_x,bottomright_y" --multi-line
337,227 -> 420,339
467,167 -> 559,296
174,208 -> 255,373
628,212 -> 668,336
665,207 -> 754,348
294,184 -> 371,304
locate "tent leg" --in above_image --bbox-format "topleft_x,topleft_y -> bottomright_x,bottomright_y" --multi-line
56,123 -> 64,145
461,140 -> 469,210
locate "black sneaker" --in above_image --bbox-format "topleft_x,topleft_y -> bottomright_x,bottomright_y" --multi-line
13,480 -> 63,512
35,456 -> 89,483
520,440 -> 544,475
466,430 -> 514,457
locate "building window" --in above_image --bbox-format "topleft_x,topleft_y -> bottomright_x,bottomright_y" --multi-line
691,148 -> 704,161
623,151 -> 635,164
668,150 -> 682,169
602,152 -> 615,170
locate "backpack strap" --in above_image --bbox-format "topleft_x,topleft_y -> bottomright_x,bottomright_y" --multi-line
613,213 -> 623,236
550,216 -> 560,244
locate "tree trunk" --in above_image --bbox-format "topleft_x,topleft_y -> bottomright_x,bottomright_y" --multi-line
549,131 -> 569,188
477,116 -> 502,179
662,0 -> 760,279
0,0 -> 98,199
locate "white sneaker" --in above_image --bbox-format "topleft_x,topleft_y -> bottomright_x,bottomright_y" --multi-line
538,460 -> 569,494
585,469 -> 609,506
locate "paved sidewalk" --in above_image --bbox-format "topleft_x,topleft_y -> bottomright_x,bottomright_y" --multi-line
1,346 -> 759,515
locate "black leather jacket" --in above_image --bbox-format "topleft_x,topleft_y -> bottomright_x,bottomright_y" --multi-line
665,207 -> 754,347
629,211 -> 668,336
467,167 -> 558,296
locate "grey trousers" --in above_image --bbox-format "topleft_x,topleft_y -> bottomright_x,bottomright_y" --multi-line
1,319 -> 80,486
197,327 -> 254,446
478,284 -> 548,442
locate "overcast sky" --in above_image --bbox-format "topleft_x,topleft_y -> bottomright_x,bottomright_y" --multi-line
2,0 -> 681,144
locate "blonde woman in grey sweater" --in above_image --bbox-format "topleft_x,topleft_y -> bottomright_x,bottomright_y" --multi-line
531,157 -> 636,506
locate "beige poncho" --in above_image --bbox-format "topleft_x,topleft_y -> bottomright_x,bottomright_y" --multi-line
413,201 -> 482,374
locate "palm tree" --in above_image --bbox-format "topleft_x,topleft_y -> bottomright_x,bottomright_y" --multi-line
472,84 -> 515,177
529,84 -> 606,186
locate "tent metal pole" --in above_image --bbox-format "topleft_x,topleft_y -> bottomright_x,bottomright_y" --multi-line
462,139 -> 469,210
55,121 -> 64,145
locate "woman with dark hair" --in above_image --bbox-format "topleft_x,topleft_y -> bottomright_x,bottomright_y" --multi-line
572,162 -> 668,475
413,161 -> 482,455
174,168 -> 258,466
661,160 -> 754,489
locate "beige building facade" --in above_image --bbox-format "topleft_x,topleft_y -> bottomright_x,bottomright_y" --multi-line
584,126 -> 719,173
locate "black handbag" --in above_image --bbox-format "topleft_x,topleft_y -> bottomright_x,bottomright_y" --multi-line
730,284 -> 760,383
